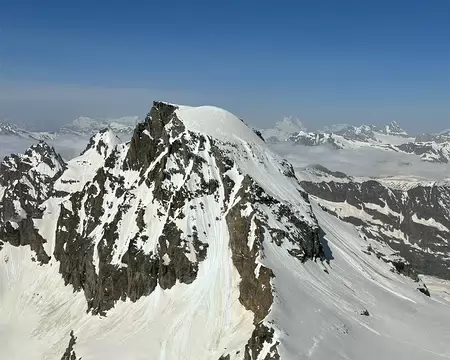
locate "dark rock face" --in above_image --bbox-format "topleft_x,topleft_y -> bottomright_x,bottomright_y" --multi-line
226,177 -> 275,324
54,102 -> 212,314
416,131 -> 450,144
244,324 -> 280,360
301,179 -> 450,280
417,284 -> 431,297
360,309 -> 370,316
252,128 -> 265,142
0,141 -> 65,262
1,218 -> 51,264
61,331 -> 80,360
397,142 -> 449,163
0,141 -> 65,218
224,175 -> 322,358
306,164 -> 351,180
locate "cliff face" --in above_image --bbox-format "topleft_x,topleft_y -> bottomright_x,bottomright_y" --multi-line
0,141 -> 65,263
301,173 -> 450,280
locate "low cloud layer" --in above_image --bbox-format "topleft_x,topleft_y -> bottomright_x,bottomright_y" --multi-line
270,142 -> 450,181
0,135 -> 88,161
2,134 -> 449,183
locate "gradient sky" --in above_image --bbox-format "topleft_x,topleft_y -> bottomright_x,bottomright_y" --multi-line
0,0 -> 449,133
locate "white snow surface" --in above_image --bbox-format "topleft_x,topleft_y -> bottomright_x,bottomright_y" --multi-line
175,105 -> 263,145
263,201 -> 450,359
54,130 -> 120,193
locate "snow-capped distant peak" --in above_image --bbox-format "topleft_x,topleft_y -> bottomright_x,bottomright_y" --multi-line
1,141 -> 65,176
378,121 -> 408,137
274,116 -> 307,133
60,116 -> 139,136
320,121 -> 408,137
0,122 -> 22,135
257,116 -> 307,143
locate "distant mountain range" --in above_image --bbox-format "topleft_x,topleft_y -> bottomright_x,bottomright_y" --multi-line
259,120 -> 409,144
258,116 -> 307,142
2,116 -> 450,165
258,119 -> 450,164
0,116 -> 139,140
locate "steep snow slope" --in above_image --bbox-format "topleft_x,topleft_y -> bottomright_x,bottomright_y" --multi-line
265,201 -> 450,359
54,129 -> 120,193
1,102 -> 449,360
2,196 -> 449,360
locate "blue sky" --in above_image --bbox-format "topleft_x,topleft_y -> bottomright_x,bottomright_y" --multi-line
0,0 -> 449,132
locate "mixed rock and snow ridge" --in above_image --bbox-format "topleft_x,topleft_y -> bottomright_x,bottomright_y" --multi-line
1,102 -> 450,360
300,165 -> 450,280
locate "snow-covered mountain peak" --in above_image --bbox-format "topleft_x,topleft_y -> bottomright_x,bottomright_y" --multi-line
275,116 -> 306,133
80,128 -> 121,157
0,121 -> 23,136
173,103 -> 264,145
1,141 -> 65,178
0,141 -> 66,252
334,124 -> 376,142
376,120 -> 408,137
133,102 -> 314,215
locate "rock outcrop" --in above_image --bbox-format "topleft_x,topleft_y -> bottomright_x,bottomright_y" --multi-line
301,172 -> 450,280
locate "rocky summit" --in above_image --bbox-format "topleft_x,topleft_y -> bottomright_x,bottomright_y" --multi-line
1,102 -> 450,360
